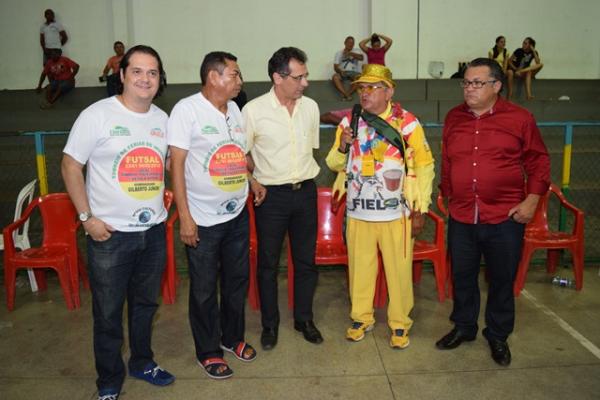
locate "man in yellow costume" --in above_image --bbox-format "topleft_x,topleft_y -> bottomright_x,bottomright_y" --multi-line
326,64 -> 434,349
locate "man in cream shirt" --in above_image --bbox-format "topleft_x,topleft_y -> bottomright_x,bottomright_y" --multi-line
243,46 -> 323,350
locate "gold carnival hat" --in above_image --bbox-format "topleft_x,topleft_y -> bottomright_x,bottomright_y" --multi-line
353,64 -> 395,88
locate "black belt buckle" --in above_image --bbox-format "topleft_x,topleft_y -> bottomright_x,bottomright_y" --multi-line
291,182 -> 302,190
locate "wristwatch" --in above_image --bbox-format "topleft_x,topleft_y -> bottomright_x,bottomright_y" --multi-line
78,211 -> 92,222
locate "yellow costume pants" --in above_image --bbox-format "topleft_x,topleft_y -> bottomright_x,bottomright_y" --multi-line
347,216 -> 414,331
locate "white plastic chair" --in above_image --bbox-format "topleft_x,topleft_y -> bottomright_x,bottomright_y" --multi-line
1,179 -> 38,291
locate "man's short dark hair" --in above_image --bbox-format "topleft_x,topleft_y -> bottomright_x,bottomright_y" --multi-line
200,51 -> 238,86
118,44 -> 166,98
467,57 -> 505,92
267,47 -> 307,82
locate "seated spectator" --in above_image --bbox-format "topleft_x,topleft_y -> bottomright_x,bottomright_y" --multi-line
100,41 -> 125,96
488,36 -> 509,73
359,33 -> 393,65
332,36 -> 364,101
507,37 -> 543,100
320,108 -> 351,126
36,49 -> 79,109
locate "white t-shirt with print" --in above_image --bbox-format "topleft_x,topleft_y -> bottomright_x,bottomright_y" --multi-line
63,97 -> 168,231
40,21 -> 65,49
167,92 -> 248,227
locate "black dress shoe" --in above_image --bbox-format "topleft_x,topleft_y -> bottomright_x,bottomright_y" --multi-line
488,339 -> 511,366
435,328 -> 476,350
261,328 -> 278,350
294,320 -> 323,344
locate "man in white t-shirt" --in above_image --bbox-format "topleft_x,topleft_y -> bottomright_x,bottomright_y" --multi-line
62,45 -> 174,400
39,9 -> 68,65
168,51 -> 262,380
332,36 -> 364,100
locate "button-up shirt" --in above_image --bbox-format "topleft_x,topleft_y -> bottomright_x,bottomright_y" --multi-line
242,87 -> 320,185
441,97 -> 550,224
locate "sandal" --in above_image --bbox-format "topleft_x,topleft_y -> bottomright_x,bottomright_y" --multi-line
198,357 -> 233,380
220,341 -> 257,362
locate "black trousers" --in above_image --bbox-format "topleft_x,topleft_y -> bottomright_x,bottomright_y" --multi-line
186,209 -> 249,361
448,217 -> 525,341
255,180 -> 318,329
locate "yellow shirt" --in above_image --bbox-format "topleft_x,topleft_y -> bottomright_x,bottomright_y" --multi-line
243,87 -> 320,185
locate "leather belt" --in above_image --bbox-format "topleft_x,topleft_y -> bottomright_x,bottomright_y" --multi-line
266,179 -> 311,191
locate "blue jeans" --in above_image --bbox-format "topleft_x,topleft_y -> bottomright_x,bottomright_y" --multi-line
448,218 -> 525,341
186,208 -> 249,362
87,223 -> 166,392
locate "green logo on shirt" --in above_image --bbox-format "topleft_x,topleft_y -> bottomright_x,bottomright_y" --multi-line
201,125 -> 219,135
110,126 -> 131,136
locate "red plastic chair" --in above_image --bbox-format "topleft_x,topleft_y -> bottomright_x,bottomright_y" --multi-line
247,194 -> 260,310
161,189 -> 180,304
514,184 -> 585,296
286,187 -> 348,309
373,209 -> 448,305
3,193 -> 81,311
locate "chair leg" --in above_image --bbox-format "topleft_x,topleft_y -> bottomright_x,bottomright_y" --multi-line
546,249 -> 561,274
56,266 -> 76,310
431,260 -> 446,303
5,266 -> 17,311
34,269 -> 48,291
572,244 -> 584,291
412,261 -> 423,284
247,251 -> 260,310
514,249 -> 533,297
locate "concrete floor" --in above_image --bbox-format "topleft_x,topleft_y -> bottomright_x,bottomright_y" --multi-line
1,266 -> 600,400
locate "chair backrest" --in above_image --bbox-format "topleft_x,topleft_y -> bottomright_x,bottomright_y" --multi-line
38,193 -> 79,247
317,187 -> 346,243
13,179 -> 37,240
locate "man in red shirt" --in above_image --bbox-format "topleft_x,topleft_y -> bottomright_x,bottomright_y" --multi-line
36,48 -> 79,108
436,58 -> 550,366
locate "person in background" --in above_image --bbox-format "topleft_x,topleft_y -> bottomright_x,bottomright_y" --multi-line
359,33 -> 393,66
62,45 -> 175,400
40,9 -> 68,65
332,36 -> 364,101
100,41 -> 126,96
436,57 -> 550,367
36,48 -> 79,108
507,37 -> 544,100
488,36 -> 509,74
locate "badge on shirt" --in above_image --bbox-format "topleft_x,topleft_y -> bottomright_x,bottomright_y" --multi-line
362,154 -> 375,176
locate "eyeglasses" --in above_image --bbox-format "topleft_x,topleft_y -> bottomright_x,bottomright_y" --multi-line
460,80 -> 497,89
280,72 -> 309,82
357,84 -> 387,94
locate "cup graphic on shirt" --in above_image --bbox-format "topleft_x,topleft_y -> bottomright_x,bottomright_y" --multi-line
383,169 -> 403,192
